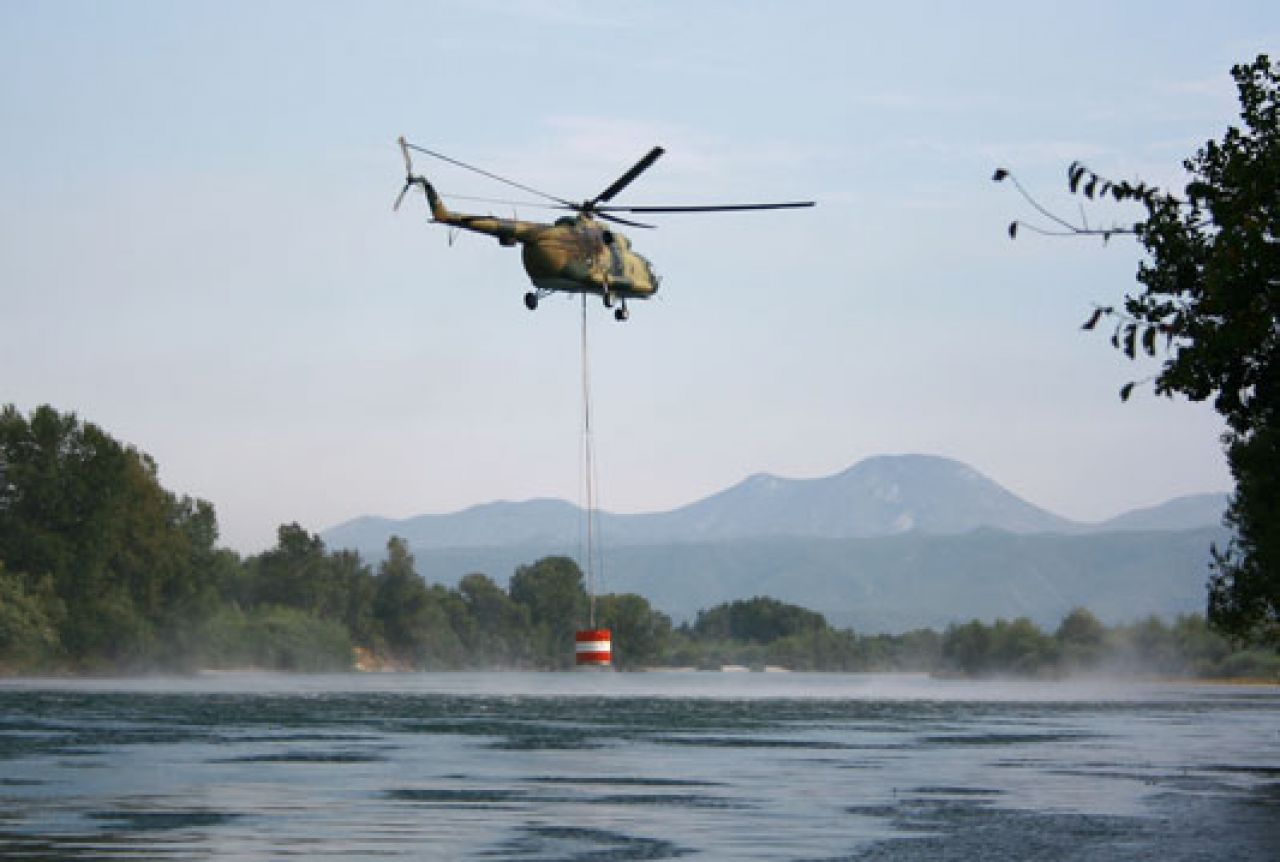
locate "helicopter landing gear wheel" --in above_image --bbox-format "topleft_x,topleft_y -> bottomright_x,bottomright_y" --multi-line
614,305 -> 629,322
524,291 -> 539,311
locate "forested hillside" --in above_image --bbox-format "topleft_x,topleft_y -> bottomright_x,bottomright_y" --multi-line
2,405 -> 1274,679
0,406 -> 671,672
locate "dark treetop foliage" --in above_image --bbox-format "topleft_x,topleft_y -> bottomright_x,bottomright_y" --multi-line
996,55 -> 1280,643
0,404 -> 225,667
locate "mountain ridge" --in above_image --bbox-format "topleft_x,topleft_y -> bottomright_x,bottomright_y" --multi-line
321,454 -> 1226,555
317,454 -> 1229,634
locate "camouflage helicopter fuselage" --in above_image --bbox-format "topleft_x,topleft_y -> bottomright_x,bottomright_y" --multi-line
419,179 -> 659,318
398,137 -> 812,319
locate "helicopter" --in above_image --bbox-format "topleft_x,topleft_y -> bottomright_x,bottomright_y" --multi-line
394,137 -> 814,321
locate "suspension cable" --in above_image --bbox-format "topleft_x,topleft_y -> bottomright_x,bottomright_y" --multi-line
580,295 -> 603,627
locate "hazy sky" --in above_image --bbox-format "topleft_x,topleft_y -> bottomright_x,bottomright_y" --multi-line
3,1 -> 1273,553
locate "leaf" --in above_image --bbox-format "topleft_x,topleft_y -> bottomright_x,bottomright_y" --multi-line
1120,382 -> 1136,402
993,168 -> 1009,182
1186,180 -> 1211,199
1084,175 -> 1098,198
1068,162 -> 1086,193
1082,308 -> 1104,330
1008,221 -> 1018,239
1142,326 -> 1157,356
1123,324 -> 1137,358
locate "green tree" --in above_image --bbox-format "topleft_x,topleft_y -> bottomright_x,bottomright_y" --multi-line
766,626 -> 863,671
332,549 -> 379,647
247,524 -> 338,615
238,526 -> 380,651
509,556 -> 588,668
989,618 -> 1057,676
420,582 -> 469,668
997,56 -> 1280,643
0,565 -> 64,670
0,405 -> 225,668
942,620 -> 994,675
1055,607 -> 1108,669
1169,613 -> 1233,674
692,596 -> 827,644
1113,616 -> 1181,674
596,592 -> 671,670
884,628 -> 943,671
458,572 -> 532,667
1130,58 -> 1280,644
374,536 -> 436,663
943,618 -> 1057,676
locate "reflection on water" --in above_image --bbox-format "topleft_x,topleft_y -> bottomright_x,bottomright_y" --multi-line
1,673 -> 1276,859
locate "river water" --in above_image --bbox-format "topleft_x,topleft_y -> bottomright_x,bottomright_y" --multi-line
0,672 -> 1276,860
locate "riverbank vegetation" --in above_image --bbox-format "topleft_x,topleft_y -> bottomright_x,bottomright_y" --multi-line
2,405 -> 1277,679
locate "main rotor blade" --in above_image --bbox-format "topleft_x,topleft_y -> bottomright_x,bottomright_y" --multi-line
403,141 -> 575,208
590,146 -> 665,207
597,212 -> 656,229
601,201 -> 816,214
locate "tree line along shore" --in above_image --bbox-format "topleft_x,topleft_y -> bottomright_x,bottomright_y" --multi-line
2,405 -> 1277,680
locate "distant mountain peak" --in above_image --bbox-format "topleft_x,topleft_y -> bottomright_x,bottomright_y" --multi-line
317,454 -> 1229,637
320,454 -> 1224,556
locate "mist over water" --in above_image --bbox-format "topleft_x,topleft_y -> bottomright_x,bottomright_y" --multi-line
2,673 -> 1276,859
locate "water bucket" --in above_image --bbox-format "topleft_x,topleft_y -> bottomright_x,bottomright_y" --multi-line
575,629 -> 612,667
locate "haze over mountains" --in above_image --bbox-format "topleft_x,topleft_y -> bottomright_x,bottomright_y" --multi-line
322,455 -> 1229,633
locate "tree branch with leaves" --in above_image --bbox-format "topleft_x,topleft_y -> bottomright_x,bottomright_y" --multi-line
995,54 -> 1280,643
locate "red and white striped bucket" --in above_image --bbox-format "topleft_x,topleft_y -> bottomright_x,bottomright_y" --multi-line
575,629 -> 612,667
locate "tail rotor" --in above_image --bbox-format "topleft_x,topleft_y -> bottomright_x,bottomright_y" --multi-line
393,177 -> 416,212
394,135 -> 422,211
